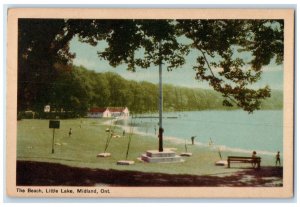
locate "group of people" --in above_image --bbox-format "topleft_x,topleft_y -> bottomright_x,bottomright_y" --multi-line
252,150 -> 281,167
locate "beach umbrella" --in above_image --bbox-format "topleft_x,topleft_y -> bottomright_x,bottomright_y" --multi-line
97,118 -> 117,157
180,137 -> 192,157
125,119 -> 134,160
117,119 -> 135,165
209,138 -> 214,146
218,147 -> 223,160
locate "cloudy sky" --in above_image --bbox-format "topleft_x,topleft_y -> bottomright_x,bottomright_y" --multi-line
69,36 -> 283,90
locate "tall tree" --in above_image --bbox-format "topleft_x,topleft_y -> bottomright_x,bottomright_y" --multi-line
18,19 -> 283,113
71,19 -> 283,112
18,19 -> 75,111
176,20 -> 283,112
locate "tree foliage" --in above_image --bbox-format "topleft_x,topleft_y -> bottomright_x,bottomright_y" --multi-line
176,20 -> 283,112
18,19 -> 75,111
18,19 -> 284,113
49,66 -> 284,115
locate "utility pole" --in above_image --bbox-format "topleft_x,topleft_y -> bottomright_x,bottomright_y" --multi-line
158,41 -> 163,152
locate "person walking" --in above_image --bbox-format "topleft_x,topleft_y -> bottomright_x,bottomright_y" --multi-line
275,151 -> 281,166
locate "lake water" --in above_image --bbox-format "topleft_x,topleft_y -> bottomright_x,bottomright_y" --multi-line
117,110 -> 283,155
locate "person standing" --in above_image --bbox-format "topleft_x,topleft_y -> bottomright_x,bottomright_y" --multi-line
69,128 -> 72,137
275,151 -> 281,166
191,136 -> 196,145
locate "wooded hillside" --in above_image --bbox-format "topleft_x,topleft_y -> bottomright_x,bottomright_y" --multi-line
28,65 -> 282,116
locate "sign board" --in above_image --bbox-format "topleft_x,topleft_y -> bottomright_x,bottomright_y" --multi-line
44,105 -> 50,112
49,120 -> 60,129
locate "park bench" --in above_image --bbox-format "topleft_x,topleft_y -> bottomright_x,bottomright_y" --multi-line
227,156 -> 261,169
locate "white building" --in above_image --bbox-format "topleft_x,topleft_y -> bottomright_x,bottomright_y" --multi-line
108,107 -> 130,118
87,108 -> 111,118
87,107 -> 130,118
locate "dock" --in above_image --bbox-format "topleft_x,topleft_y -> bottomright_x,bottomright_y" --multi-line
132,116 -> 178,119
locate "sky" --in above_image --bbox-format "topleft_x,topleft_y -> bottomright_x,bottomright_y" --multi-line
69,35 -> 283,90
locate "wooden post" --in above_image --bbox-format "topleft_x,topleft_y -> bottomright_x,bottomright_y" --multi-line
51,128 -> 55,154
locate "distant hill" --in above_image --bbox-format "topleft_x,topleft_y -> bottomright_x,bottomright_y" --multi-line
71,66 -> 283,113
261,90 -> 283,110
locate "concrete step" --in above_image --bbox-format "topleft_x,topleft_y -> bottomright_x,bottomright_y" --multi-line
141,154 -> 184,163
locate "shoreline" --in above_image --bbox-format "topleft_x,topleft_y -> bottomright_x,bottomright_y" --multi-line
108,116 -> 277,157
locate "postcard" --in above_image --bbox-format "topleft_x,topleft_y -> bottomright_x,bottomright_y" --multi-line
6,8 -> 294,198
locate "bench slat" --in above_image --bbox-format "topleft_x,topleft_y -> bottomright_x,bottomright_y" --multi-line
227,156 -> 261,169
228,156 -> 261,159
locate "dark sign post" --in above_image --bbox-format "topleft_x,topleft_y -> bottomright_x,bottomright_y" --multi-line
49,120 -> 60,154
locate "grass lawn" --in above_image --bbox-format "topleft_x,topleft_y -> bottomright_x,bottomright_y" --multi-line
17,118 -> 276,176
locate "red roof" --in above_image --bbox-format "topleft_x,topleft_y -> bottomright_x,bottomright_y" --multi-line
89,108 -> 107,113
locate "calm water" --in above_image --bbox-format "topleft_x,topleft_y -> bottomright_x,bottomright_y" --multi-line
118,110 -> 283,155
